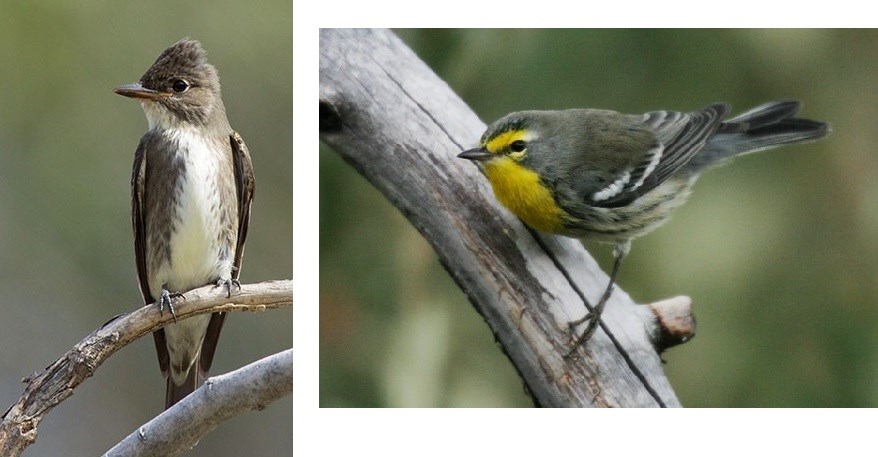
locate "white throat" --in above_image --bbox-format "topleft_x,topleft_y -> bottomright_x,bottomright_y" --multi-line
141,100 -> 187,131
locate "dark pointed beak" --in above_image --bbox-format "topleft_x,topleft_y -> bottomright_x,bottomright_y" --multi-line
458,147 -> 493,162
113,83 -> 172,100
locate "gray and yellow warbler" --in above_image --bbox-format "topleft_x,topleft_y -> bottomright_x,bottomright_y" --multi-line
458,100 -> 829,356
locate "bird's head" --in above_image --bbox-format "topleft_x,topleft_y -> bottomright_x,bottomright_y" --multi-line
114,38 -> 226,131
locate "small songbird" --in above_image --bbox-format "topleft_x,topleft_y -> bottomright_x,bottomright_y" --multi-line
115,38 -> 255,408
458,101 -> 828,356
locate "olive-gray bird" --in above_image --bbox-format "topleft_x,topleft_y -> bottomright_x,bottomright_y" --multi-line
115,38 -> 255,408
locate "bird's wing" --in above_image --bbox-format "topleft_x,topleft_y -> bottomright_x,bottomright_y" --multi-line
592,103 -> 729,208
230,130 -> 255,281
198,131 -> 255,375
132,138 -> 171,377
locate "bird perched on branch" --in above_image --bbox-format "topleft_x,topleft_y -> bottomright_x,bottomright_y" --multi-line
459,100 -> 829,357
115,38 -> 255,407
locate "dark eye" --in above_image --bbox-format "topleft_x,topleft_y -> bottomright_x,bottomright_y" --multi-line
509,140 -> 526,152
172,79 -> 189,93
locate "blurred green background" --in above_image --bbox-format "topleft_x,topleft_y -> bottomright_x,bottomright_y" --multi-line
0,2 -> 291,455
320,29 -> 878,407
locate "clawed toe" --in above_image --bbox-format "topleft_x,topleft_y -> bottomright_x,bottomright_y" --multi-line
215,278 -> 241,298
564,313 -> 602,359
158,284 -> 184,323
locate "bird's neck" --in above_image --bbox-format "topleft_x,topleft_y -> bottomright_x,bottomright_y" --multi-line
140,101 -> 230,136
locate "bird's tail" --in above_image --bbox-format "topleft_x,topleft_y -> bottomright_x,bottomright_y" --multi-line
165,361 -> 204,409
689,100 -> 830,170
163,312 -> 225,409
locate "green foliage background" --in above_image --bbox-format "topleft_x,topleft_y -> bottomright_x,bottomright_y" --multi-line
0,2 -> 292,454
320,29 -> 878,407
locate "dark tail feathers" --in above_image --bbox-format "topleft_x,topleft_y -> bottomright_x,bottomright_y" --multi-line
691,100 -> 830,169
165,361 -> 204,409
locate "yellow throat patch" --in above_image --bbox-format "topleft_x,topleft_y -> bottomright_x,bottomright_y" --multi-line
482,156 -> 567,233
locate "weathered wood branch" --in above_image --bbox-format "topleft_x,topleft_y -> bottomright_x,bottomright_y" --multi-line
0,279 -> 293,456
636,295 -> 696,353
319,28 -> 694,407
104,348 -> 294,457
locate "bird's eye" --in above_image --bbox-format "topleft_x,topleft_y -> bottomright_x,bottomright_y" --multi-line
172,79 -> 189,93
509,140 -> 526,152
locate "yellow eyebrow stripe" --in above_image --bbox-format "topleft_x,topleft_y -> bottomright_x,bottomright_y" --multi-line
484,129 -> 528,153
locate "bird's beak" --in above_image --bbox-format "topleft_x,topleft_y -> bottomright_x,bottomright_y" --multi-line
113,83 -> 172,100
457,147 -> 493,162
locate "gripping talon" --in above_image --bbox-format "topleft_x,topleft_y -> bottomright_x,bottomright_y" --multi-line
568,312 -> 592,330
563,244 -> 627,360
159,284 -> 184,323
215,278 -> 241,298
565,314 -> 602,359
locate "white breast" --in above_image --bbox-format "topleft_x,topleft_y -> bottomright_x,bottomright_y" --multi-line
152,128 -> 231,296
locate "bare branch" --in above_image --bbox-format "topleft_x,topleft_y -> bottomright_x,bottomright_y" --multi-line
320,28 -> 693,407
104,348 -> 293,457
637,296 -> 696,353
0,279 -> 292,456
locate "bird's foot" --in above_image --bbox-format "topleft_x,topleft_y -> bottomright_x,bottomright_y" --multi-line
159,284 -> 184,323
215,277 -> 241,298
564,312 -> 602,359
568,312 -> 592,329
